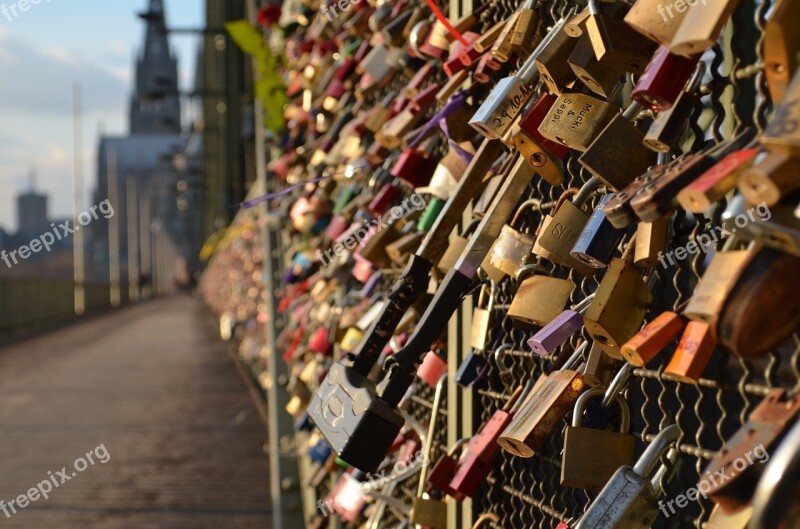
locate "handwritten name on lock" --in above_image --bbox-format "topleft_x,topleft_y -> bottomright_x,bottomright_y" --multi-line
492,83 -> 536,129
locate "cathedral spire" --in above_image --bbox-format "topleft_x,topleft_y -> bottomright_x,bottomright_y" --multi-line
130,0 -> 181,134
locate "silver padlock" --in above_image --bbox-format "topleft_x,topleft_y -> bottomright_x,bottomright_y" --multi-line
576,424 -> 680,529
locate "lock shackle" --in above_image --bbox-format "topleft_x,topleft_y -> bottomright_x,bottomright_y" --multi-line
561,340 -> 589,372
515,263 -> 550,283
493,343 -> 515,370
650,446 -> 680,496
470,513 -> 500,529
587,0 -> 600,15
418,373 -> 448,495
633,424 -> 680,479
570,293 -> 596,314
446,437 -> 470,457
572,387 -> 631,433
572,176 -> 603,208
623,101 -> 643,121
602,363 -> 634,408
511,198 -> 544,229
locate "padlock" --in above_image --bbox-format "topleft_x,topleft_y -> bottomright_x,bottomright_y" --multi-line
409,496 -> 447,529
568,33 -> 624,99
764,0 -> 800,103
630,129 -> 756,222
309,326 -> 333,355
498,343 -> 601,457
515,92 -> 572,163
705,504 -> 753,529
386,231 -> 424,263
677,148 -> 759,213
668,0 -> 743,58
760,69 -> 800,157
634,217 -> 669,267
570,193 -> 628,269
643,78 -> 700,153
583,2 -> 657,76
683,241 -> 760,332
470,283 -> 494,350
663,320 -> 717,382
717,246 -> 800,359
701,388 -> 800,513
511,0 -> 538,53
508,273 -> 574,327
470,13 -> 572,140
456,351 -> 487,388
562,387 -> 636,490
537,92 -> 616,152
449,385 -> 527,497
527,295 -> 595,357
577,424 -> 680,529
535,185 -> 600,276
621,310 -> 686,367
738,152 -> 800,207
535,22 -> 579,94
488,201 -> 538,277
417,349 -> 449,387
603,162 -> 670,228
489,11 -> 521,63
472,172 -> 507,219
358,223 -> 403,268
427,439 -> 468,499
579,104 -> 657,191
624,0 -> 689,45
583,258 -> 652,358
632,45 -> 701,111
340,326 -> 365,352
390,144 -> 440,189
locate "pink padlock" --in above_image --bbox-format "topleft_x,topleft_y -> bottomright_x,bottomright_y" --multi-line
308,327 -> 331,355
417,350 -> 448,387
325,214 -> 349,240
352,254 -> 374,283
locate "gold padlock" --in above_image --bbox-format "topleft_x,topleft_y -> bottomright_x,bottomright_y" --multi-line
537,92 -> 616,152
534,197 -> 598,277
764,0 -> 800,103
738,152 -> 800,207
669,0 -> 742,57
584,257 -> 652,358
579,110 -> 658,190
507,272 -> 574,327
683,242 -> 760,334
470,283 -> 495,350
568,33 -> 624,99
561,387 -> 636,490
511,1 -> 538,53
624,0 -> 690,45
634,217 -> 669,267
534,24 -> 580,94
410,497 -> 447,529
386,231 -> 424,264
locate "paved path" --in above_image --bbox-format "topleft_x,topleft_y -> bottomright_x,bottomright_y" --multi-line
0,295 -> 271,528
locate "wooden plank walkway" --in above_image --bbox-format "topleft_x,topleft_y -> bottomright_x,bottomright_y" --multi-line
0,296 -> 271,528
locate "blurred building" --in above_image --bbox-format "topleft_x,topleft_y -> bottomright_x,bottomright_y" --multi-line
92,0 -> 202,292
17,187 -> 48,241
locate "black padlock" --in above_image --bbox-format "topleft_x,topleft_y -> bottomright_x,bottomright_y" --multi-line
570,193 -> 627,269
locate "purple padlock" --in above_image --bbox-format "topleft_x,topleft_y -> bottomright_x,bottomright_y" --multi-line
360,270 -> 383,297
527,310 -> 584,356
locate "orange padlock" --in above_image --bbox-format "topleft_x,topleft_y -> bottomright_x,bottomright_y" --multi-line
620,311 -> 686,367
664,321 -> 716,383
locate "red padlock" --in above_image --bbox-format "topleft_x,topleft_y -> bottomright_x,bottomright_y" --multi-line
632,45 -> 701,111
368,183 -> 399,215
518,93 -> 571,159
390,147 -> 439,188
309,326 -> 332,355
448,386 -> 525,497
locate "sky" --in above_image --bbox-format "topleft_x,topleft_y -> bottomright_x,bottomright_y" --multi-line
0,0 -> 204,232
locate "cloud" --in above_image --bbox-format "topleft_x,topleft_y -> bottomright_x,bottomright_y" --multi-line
0,32 -> 128,116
